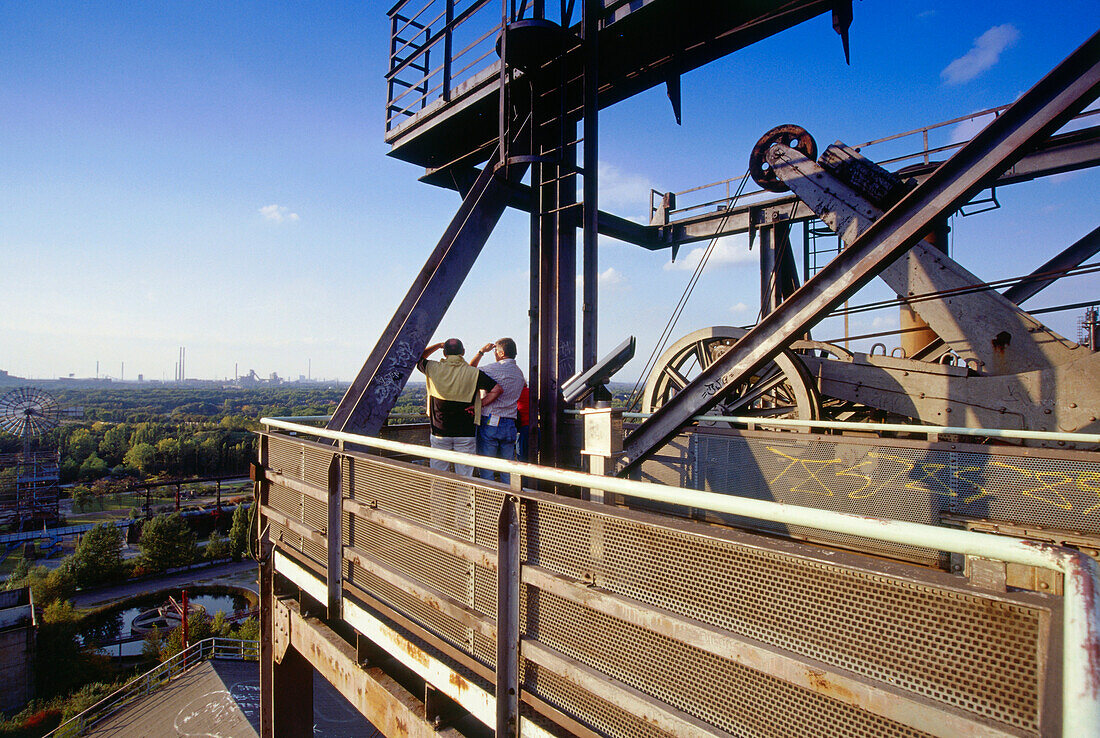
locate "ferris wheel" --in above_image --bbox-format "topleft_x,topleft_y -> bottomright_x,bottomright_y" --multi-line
0,387 -> 61,450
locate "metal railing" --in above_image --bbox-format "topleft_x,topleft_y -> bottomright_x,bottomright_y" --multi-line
649,105 -> 1100,224
261,416 -> 1100,737
47,637 -> 259,738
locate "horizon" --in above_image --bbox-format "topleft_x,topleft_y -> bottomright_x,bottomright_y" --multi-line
3,3 -> 1098,384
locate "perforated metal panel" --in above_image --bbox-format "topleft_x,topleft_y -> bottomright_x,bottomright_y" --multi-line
262,434 -> 1058,737
530,500 -> 1047,734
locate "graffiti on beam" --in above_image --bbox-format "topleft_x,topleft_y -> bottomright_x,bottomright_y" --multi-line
763,445 -> 1100,517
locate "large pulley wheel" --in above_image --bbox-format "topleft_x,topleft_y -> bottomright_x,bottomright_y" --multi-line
749,124 -> 817,193
641,326 -> 821,424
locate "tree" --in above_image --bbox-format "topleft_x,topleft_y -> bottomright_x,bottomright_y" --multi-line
14,564 -> 75,606
205,531 -> 230,561
78,453 -> 108,481
98,423 -> 130,465
123,442 -> 156,474
67,428 -> 99,461
142,625 -> 164,665
139,513 -> 197,572
71,484 -> 93,512
229,503 -> 253,560
68,522 -> 124,589
131,422 -> 162,447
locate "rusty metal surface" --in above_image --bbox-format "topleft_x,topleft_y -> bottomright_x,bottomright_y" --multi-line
271,595 -> 462,738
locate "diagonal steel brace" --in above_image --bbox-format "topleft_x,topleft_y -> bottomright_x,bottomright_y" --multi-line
329,154 -> 529,436
621,29 -> 1100,473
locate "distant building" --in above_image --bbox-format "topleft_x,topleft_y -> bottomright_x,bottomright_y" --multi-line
0,588 -> 35,713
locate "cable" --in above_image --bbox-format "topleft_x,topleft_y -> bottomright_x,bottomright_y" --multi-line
831,261 -> 1100,319
626,171 -> 752,411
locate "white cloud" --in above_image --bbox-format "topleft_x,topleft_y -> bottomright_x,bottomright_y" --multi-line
259,204 -> 300,224
663,236 -> 754,272
941,25 -> 1020,85
729,302 -> 750,314
575,267 -> 626,288
871,315 -> 898,329
598,161 -> 655,214
598,267 -> 624,286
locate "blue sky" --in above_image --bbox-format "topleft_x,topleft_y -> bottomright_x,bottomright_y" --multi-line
1,2 -> 1097,382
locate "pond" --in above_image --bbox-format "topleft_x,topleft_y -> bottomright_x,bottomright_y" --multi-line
80,588 -> 255,658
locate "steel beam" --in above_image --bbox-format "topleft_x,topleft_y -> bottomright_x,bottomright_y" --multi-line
581,0 -> 600,370
496,497 -> 521,738
1003,224 -> 1100,305
271,595 -> 465,738
272,643 -> 314,738
621,30 -> 1100,472
662,123 -> 1100,248
326,453 -> 342,619
328,154 -> 528,437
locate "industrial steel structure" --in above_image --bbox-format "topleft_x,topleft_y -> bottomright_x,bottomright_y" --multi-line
0,387 -> 62,528
257,3 -> 1100,737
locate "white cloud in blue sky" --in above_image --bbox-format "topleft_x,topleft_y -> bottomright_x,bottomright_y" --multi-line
663,236 -> 754,272
941,25 -> 1020,85
598,162 -> 655,216
598,267 -> 625,286
259,204 -> 300,224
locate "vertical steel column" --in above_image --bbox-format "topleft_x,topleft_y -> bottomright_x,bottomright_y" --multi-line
258,436 -> 274,738
760,222 -> 797,317
443,0 -> 454,103
581,0 -> 600,371
759,224 -> 778,317
272,646 -> 314,738
532,37 -> 576,468
496,497 -> 521,738
326,453 -> 343,620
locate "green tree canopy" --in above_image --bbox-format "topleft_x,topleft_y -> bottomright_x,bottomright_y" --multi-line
67,428 -> 99,461
68,522 -> 125,589
229,503 -> 253,560
139,513 -> 197,572
98,423 -> 131,464
78,453 -> 108,481
123,442 -> 156,474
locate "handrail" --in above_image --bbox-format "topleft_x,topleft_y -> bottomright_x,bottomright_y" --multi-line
47,637 -> 259,738
260,416 -> 1100,737
654,105 -> 1100,222
272,410 -> 1100,445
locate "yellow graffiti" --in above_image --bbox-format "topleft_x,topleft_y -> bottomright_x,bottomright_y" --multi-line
835,460 -> 875,499
760,446 -> 1098,517
989,461 -> 1074,511
766,447 -> 839,496
1078,472 -> 1100,515
955,466 -> 991,504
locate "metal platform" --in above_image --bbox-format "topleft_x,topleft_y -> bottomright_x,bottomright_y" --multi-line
384,0 -> 834,171
254,423 -> 1100,737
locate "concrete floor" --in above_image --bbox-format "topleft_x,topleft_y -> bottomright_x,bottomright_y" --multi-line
86,659 -> 380,737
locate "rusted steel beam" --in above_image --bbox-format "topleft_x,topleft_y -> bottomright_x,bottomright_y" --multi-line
328,154 -> 529,437
271,594 -> 465,738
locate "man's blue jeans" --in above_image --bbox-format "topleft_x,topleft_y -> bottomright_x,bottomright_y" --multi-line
477,417 -> 517,483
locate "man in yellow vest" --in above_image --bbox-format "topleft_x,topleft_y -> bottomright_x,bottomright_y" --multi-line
417,338 -> 502,476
